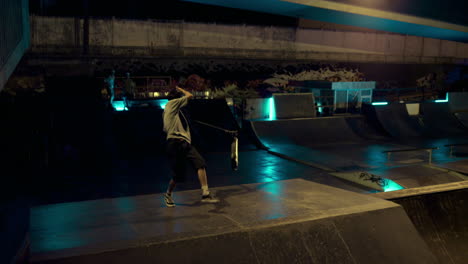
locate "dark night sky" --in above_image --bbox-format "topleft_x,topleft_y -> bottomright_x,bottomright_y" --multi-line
28,0 -> 298,27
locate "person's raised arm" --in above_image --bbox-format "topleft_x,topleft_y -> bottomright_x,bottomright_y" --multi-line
176,86 -> 193,99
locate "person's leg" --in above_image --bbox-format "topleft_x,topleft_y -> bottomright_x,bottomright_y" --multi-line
167,179 -> 176,195
186,144 -> 219,202
164,140 -> 186,207
197,167 -> 209,196
164,187 -> 176,207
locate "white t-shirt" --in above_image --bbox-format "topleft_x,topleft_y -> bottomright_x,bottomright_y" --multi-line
163,96 -> 191,144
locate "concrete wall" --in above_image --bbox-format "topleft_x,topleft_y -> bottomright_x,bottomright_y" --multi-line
29,15 -> 468,64
0,0 -> 30,91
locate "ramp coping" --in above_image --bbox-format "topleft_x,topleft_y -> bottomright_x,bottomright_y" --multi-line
267,150 -> 337,172
369,181 -> 468,200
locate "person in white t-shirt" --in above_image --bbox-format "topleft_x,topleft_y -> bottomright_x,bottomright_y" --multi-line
162,86 -> 219,207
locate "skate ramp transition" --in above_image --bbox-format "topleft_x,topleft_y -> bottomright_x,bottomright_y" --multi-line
450,92 -> 468,129
422,102 -> 467,136
30,179 -> 438,264
454,112 -> 468,129
251,116 -> 369,148
250,117 -> 362,170
249,116 -> 406,170
373,181 -> 468,264
371,102 -> 468,140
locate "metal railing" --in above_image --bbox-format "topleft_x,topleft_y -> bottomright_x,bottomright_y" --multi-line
383,147 -> 438,163
445,143 -> 468,156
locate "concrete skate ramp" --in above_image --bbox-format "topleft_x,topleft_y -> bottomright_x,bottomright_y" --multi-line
373,103 -> 424,138
454,112 -> 468,129
252,116 -> 363,148
251,117 -> 368,170
372,102 -> 468,140
420,102 -> 467,137
250,116 -> 412,170
373,182 -> 468,264
345,114 -> 391,141
30,179 -> 437,264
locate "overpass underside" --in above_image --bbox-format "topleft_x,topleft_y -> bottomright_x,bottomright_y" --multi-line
28,16 -> 468,65
184,0 -> 468,43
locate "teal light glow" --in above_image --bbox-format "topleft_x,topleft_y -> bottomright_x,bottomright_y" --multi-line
372,102 -> 388,106
262,180 -> 282,194
317,102 -> 323,114
114,197 -> 136,213
259,181 -> 285,220
112,101 -> 127,111
364,145 -> 389,167
269,97 -> 276,120
33,203 -> 91,251
158,99 -> 169,109
261,177 -> 275,183
435,93 -> 449,103
383,179 -> 404,192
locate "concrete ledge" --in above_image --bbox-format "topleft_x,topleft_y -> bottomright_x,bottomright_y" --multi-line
386,186 -> 468,264
31,179 -> 436,264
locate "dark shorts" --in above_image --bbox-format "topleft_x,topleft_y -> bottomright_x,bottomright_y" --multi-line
167,138 -> 206,182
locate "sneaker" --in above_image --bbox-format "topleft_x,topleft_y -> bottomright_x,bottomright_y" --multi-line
164,193 -> 175,207
201,193 -> 220,203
